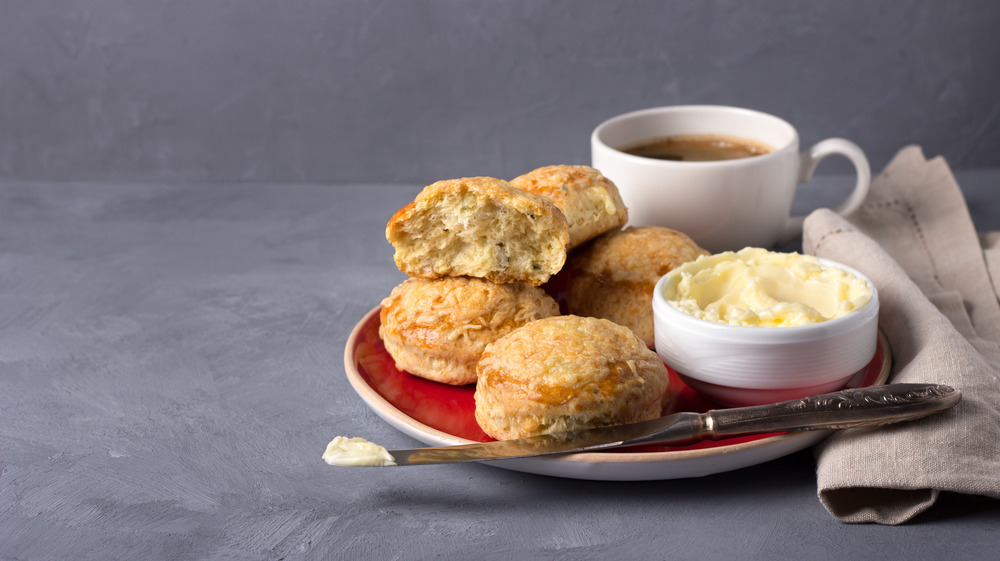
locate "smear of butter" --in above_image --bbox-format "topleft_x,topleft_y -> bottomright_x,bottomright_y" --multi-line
661,247 -> 872,327
322,436 -> 396,467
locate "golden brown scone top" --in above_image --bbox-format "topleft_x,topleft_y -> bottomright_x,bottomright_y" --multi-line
379,277 -> 559,385
385,176 -> 570,286
570,226 -> 709,283
565,226 -> 709,348
509,165 -> 628,249
474,315 -> 671,440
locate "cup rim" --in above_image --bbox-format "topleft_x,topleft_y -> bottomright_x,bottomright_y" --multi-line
592,105 -> 799,167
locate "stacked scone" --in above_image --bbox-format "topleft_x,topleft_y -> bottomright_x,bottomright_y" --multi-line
380,165 -> 705,440
564,226 -> 708,348
381,175 -> 568,386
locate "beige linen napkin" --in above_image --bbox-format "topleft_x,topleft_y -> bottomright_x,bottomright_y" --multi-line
802,145 -> 1000,524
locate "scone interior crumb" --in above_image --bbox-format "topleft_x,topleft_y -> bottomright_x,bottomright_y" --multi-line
387,177 -> 569,285
402,190 -> 550,274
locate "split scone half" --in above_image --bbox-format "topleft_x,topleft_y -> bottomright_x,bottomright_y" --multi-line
565,226 -> 708,348
379,277 -> 560,385
474,315 -> 671,440
386,177 -> 570,286
509,165 -> 629,249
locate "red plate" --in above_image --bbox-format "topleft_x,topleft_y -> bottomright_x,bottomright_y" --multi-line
344,307 -> 892,480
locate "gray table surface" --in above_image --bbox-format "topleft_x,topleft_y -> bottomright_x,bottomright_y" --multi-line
3,172 -> 999,560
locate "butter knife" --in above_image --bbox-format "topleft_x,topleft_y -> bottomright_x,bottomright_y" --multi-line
384,383 -> 959,466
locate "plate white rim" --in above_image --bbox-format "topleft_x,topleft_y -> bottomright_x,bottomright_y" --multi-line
343,306 -> 892,480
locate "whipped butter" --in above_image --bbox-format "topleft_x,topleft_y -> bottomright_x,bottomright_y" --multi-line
661,247 -> 872,327
322,436 -> 396,467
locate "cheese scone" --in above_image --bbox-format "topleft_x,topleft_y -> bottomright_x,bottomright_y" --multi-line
474,315 -> 671,440
379,277 -> 560,385
386,177 -> 570,286
509,165 -> 628,249
566,226 -> 708,348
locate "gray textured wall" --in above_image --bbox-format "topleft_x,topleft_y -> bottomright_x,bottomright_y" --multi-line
2,0 -> 998,184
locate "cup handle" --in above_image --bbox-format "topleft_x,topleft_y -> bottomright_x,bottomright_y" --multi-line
778,138 -> 871,246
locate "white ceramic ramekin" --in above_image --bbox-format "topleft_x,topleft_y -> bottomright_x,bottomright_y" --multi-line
651,257 -> 879,406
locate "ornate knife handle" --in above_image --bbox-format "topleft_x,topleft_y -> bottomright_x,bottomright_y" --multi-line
703,383 -> 961,438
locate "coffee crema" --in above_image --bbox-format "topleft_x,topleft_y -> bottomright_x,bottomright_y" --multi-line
619,134 -> 774,162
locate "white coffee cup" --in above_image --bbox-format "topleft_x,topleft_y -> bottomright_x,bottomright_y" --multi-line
591,105 -> 870,253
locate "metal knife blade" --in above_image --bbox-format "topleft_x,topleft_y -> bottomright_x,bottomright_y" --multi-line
385,383 -> 960,466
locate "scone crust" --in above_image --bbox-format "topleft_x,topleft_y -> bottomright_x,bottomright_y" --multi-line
566,226 -> 708,348
379,277 -> 560,385
474,315 -> 670,440
386,176 -> 570,286
510,165 -> 628,249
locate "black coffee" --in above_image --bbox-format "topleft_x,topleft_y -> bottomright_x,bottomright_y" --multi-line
620,134 -> 774,162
